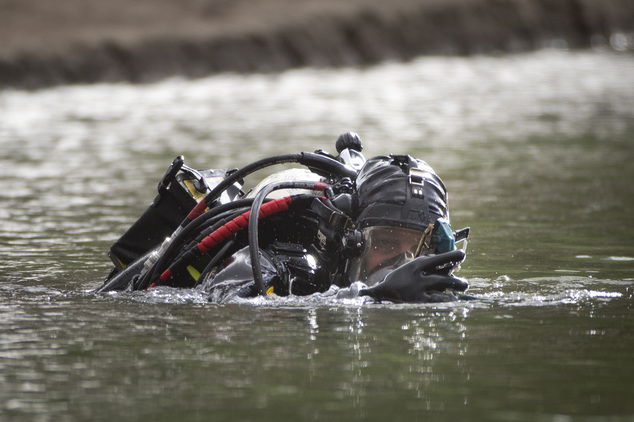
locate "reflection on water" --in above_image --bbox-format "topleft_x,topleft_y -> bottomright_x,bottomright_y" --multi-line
1,49 -> 634,420
0,282 -> 632,420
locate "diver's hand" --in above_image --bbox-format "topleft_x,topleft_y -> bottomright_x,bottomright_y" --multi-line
359,250 -> 468,303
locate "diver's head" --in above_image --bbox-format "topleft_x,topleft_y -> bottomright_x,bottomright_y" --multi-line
347,155 -> 452,285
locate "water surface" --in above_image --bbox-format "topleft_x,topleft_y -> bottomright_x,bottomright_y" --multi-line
1,49 -> 633,421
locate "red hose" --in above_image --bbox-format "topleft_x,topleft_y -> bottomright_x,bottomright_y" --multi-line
155,195 -> 293,286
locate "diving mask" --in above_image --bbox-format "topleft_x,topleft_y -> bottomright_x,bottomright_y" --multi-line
347,220 -> 467,286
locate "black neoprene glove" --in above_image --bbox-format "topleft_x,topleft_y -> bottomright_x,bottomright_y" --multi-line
359,249 -> 468,303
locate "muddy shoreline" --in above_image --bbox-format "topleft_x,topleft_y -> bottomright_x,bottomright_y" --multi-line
1,0 -> 633,89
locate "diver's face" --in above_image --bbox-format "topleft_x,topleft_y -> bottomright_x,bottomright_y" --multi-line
364,227 -> 423,275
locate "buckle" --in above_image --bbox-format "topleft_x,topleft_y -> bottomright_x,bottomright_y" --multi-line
408,167 -> 426,197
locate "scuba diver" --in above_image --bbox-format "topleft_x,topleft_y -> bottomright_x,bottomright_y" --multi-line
98,133 -> 470,303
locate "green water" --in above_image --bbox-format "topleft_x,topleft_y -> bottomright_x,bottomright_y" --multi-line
0,50 -> 633,421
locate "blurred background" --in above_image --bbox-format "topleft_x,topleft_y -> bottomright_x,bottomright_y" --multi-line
1,0 -> 633,89
1,1 -> 633,421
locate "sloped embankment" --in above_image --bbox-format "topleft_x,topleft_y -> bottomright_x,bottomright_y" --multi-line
0,0 -> 632,89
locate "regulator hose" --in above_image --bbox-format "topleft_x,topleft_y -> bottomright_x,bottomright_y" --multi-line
248,180 -> 328,295
197,239 -> 236,283
134,200 -> 255,290
155,195 -> 300,288
184,152 -> 356,225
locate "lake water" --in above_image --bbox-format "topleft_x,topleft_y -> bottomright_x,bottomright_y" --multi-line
1,49 -> 633,421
